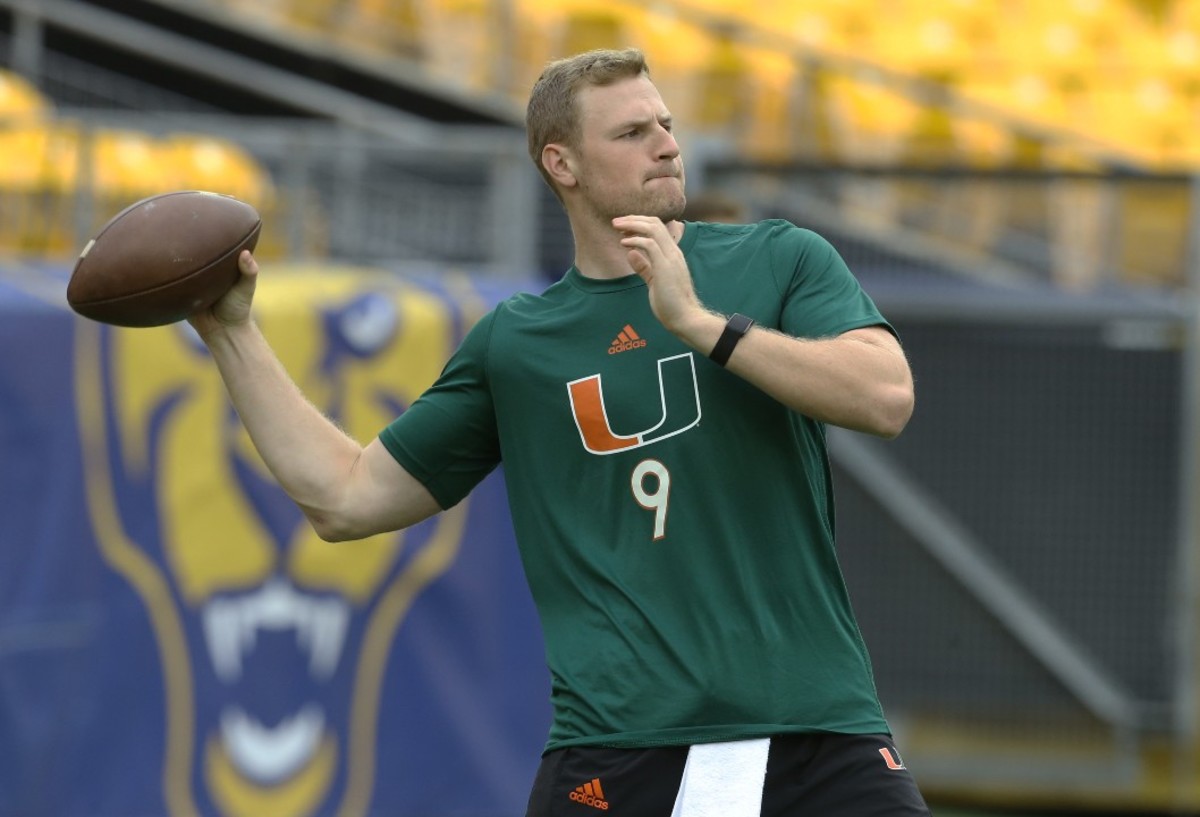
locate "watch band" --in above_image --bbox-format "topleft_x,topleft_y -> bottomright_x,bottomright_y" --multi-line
709,313 -> 754,367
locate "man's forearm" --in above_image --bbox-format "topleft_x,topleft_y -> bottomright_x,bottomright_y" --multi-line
202,320 -> 365,519
727,326 -> 913,437
672,312 -> 914,438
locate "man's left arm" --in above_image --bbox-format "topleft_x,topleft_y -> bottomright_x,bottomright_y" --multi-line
690,318 -> 913,438
615,215 -> 914,439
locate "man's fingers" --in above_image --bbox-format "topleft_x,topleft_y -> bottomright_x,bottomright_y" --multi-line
627,249 -> 650,276
612,215 -> 670,243
238,249 -> 259,277
618,234 -> 657,250
619,233 -> 665,257
620,235 -> 663,272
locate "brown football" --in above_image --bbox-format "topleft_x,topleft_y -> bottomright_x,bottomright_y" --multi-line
66,190 -> 261,327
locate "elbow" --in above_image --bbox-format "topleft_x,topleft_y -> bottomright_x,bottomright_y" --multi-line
872,382 -> 915,439
305,507 -> 366,543
308,516 -> 353,543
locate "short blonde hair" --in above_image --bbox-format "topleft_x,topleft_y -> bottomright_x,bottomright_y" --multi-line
525,48 -> 650,199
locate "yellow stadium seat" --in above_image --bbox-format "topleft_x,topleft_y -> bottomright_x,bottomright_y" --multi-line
875,3 -> 985,82
559,6 -> 628,56
736,47 -> 801,161
165,132 -> 296,259
281,0 -> 342,32
89,128 -> 173,205
1082,80 -> 1197,286
163,133 -> 275,207
775,0 -> 884,59
0,70 -> 51,122
825,74 -> 923,162
1121,24 -> 1200,103
1093,81 -> 1200,168
929,0 -> 1003,52
692,29 -> 751,132
422,0 -> 508,94
1170,0 -> 1200,31
0,125 -> 61,192
342,0 -> 423,58
0,121 -> 84,255
1126,0 -> 1177,27
959,70 -> 1097,139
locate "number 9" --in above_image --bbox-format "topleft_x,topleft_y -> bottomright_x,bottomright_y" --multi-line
631,459 -> 671,541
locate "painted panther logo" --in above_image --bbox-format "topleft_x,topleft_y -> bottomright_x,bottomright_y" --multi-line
74,268 -> 478,817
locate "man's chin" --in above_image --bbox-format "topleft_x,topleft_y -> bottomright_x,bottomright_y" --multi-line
596,190 -> 685,224
652,192 -> 686,224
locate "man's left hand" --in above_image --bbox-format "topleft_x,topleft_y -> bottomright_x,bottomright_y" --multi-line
613,215 -> 704,335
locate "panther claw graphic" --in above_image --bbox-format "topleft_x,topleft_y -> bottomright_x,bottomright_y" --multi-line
202,577 -> 349,683
203,578 -> 349,783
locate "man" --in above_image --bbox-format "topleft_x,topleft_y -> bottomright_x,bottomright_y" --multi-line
191,48 -> 924,816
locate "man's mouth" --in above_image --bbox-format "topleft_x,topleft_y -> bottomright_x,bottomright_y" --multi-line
201,577 -> 349,783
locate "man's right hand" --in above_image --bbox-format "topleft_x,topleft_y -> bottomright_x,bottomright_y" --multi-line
188,249 -> 259,338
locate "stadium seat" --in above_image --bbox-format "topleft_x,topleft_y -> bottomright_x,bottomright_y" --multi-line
691,28 -> 752,132
735,48 -> 802,161
875,6 -> 974,83
824,74 -> 923,163
1126,0 -> 1178,27
0,121 -> 83,255
280,0 -> 342,32
163,133 -> 275,207
0,69 -> 52,122
559,5 -> 629,56
162,131 -> 291,258
89,128 -> 173,206
1093,81 -> 1200,168
342,0 -> 423,59
786,0 -> 882,57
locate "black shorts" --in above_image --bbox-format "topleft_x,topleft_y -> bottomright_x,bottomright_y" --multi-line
525,733 -> 931,817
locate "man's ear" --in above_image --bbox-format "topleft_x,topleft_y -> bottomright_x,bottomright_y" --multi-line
542,143 -> 578,190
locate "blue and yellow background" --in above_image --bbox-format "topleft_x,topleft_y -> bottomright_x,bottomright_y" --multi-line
0,261 -> 549,816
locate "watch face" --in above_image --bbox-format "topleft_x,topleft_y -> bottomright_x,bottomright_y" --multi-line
710,314 -> 754,366
730,313 -> 754,334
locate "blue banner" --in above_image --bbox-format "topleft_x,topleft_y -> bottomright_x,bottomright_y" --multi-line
0,262 -> 551,816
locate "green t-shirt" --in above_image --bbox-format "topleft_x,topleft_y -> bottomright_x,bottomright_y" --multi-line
380,220 -> 893,752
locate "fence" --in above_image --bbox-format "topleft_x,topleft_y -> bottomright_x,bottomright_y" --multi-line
0,112 -> 545,277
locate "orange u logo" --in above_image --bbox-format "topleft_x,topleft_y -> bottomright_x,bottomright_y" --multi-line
566,353 -> 701,455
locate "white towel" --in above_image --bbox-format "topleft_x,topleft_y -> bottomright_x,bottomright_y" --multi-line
670,737 -> 771,817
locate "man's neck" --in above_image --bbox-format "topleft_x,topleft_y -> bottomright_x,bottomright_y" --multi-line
572,217 -> 684,280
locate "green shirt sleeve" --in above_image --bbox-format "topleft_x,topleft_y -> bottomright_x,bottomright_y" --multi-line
774,225 -> 894,340
377,308 -> 502,509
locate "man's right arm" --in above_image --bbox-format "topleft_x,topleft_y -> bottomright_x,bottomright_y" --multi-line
191,251 -> 443,542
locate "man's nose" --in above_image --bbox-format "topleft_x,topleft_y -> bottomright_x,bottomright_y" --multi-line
656,128 -> 680,160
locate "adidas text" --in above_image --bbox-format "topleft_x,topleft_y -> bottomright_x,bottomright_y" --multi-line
608,339 -> 647,355
570,778 -> 610,810
569,790 -> 610,809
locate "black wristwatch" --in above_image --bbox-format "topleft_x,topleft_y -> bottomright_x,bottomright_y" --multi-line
708,313 -> 754,367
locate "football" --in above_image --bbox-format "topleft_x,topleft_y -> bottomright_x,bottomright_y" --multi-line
66,190 -> 261,327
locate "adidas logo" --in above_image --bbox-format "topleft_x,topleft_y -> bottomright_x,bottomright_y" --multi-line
609,324 -> 647,355
569,777 -> 610,810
